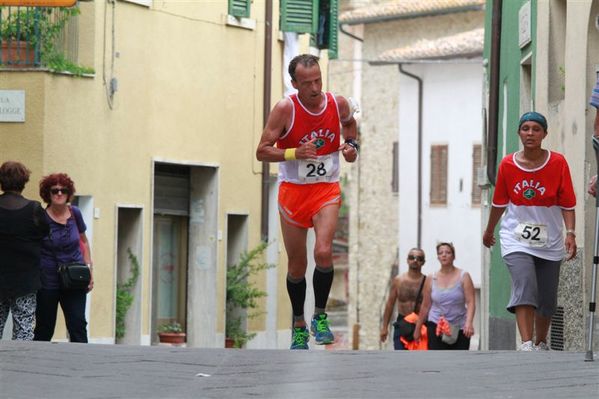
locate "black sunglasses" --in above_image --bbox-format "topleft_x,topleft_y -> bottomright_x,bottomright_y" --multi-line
50,188 -> 70,195
408,255 -> 425,262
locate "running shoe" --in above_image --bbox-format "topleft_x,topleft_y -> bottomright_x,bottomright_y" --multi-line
534,341 -> 550,351
518,340 -> 534,351
290,326 -> 310,350
310,313 -> 335,345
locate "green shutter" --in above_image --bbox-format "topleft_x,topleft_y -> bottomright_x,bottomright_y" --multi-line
327,0 -> 338,59
229,0 -> 251,18
280,0 -> 319,34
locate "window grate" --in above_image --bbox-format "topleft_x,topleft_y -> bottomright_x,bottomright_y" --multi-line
549,306 -> 564,351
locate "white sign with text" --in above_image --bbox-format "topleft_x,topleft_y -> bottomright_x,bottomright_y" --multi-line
0,90 -> 25,122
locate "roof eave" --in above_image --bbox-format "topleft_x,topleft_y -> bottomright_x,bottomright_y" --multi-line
340,5 -> 484,26
370,53 -> 483,66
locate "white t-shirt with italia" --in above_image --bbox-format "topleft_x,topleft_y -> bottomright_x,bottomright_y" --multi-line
492,151 -> 576,261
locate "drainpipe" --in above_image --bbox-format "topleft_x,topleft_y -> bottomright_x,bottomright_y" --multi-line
398,64 -> 423,248
339,23 -> 363,42
261,0 -> 273,242
486,0 -> 502,185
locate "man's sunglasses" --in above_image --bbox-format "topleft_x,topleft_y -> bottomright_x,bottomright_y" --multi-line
50,188 -> 70,195
408,255 -> 425,262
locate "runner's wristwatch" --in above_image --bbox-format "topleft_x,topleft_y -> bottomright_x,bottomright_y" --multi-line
345,138 -> 360,152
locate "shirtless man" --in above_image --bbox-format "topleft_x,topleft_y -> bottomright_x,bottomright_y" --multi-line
380,248 -> 426,350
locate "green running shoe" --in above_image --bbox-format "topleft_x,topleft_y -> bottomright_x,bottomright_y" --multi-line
290,326 -> 310,350
311,313 -> 334,345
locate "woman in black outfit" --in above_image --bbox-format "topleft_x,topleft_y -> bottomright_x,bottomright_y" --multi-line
0,161 -> 49,340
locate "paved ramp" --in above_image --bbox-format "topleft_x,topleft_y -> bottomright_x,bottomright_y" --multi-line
1,341 -> 598,398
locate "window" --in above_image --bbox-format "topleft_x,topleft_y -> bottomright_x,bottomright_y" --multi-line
471,144 -> 482,206
281,0 -> 338,59
392,141 -> 399,193
229,0 -> 251,18
430,145 -> 448,205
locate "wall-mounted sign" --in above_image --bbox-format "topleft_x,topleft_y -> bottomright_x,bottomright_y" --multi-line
0,90 -> 25,123
0,0 -> 76,6
519,1 -> 531,48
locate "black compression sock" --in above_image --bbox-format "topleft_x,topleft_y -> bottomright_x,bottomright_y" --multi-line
313,265 -> 334,312
286,274 -> 306,323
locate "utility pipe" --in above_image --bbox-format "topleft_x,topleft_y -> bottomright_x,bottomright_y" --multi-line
398,64 -> 423,248
486,0 -> 502,185
261,0 -> 273,242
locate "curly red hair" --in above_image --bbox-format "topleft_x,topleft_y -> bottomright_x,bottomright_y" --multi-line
39,173 -> 76,204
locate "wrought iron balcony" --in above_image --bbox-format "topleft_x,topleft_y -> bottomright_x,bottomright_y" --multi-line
0,5 -> 83,71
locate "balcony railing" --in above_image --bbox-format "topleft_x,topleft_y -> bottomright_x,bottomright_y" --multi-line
0,5 -> 80,70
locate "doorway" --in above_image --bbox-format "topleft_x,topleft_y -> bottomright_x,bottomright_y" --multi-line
152,215 -> 188,343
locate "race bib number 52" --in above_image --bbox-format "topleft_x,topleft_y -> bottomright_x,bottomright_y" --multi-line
514,222 -> 548,248
298,154 -> 333,182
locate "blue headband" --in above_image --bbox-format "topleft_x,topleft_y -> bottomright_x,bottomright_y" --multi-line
519,111 -> 547,131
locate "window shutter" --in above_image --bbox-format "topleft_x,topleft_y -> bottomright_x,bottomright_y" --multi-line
280,0 -> 319,33
327,0 -> 338,59
229,0 -> 251,18
430,145 -> 448,205
308,0 -> 338,58
471,144 -> 482,205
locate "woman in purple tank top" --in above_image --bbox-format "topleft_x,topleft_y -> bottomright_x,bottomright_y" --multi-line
413,242 -> 476,350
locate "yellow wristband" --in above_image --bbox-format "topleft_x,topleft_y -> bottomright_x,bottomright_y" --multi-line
284,148 -> 297,161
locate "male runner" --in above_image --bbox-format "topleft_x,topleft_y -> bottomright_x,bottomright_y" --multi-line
380,248 -> 427,350
256,54 -> 358,349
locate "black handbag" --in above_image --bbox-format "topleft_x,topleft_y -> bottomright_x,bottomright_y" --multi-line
58,263 -> 91,290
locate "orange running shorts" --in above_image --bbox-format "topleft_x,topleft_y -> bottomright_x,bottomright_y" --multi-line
278,181 -> 341,228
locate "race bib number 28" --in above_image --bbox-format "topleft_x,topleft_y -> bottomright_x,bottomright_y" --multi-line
298,154 -> 333,182
514,222 -> 548,248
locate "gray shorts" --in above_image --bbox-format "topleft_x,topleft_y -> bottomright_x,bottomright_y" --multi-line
503,252 -> 561,317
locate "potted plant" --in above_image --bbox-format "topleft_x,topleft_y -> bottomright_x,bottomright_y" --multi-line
157,321 -> 186,345
1,6 -> 93,74
0,8 -> 39,67
225,242 -> 274,348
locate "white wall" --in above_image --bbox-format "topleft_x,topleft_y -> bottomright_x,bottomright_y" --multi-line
398,62 -> 483,287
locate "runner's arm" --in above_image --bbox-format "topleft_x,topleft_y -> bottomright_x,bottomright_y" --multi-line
562,209 -> 576,260
256,100 -> 292,162
336,95 -> 358,163
482,206 -> 506,248
256,100 -> 318,161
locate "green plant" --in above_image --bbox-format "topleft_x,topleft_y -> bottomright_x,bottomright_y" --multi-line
225,241 -> 274,348
115,248 -> 140,340
0,8 -> 39,41
0,6 -> 94,75
158,321 -> 183,334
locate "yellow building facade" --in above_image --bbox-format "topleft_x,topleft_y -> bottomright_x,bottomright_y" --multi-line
1,0 -> 330,348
